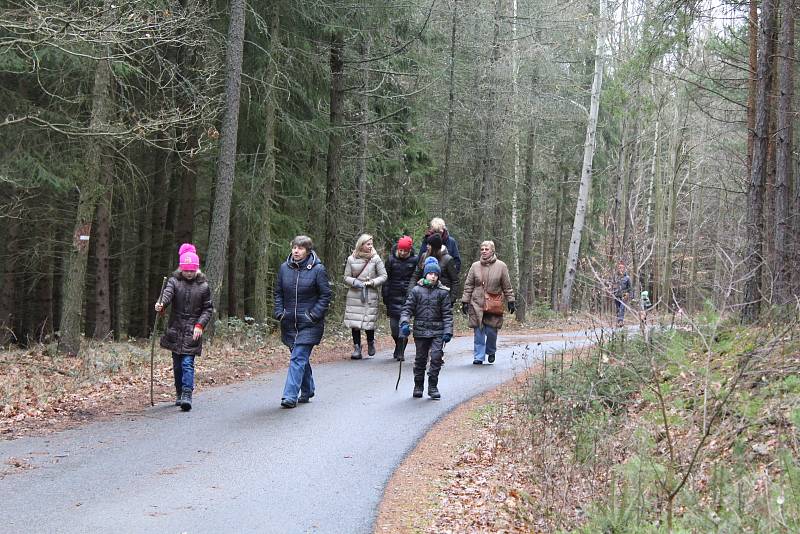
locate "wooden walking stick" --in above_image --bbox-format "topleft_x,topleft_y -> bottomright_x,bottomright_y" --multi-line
395,337 -> 408,391
150,276 -> 168,406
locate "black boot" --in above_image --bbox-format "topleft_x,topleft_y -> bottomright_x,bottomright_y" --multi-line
412,377 -> 424,398
427,376 -> 441,400
351,343 -> 362,359
180,387 -> 192,411
367,340 -> 376,357
175,387 -> 181,406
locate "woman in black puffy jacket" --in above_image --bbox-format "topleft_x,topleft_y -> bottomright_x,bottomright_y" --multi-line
382,236 -> 418,360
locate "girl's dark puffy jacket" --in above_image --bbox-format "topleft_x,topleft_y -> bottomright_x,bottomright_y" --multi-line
273,251 -> 333,347
382,245 -> 418,319
400,280 -> 453,338
159,271 -> 214,356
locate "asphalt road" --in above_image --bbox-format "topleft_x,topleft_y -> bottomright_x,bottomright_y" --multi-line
0,328 -> 605,534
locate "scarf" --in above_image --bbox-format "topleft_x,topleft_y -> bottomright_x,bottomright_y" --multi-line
480,254 -> 497,266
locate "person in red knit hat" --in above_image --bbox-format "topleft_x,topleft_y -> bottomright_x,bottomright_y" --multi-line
382,236 -> 419,360
154,244 -> 214,411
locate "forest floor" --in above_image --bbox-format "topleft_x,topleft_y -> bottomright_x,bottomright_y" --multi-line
375,318 -> 800,532
0,311 -> 591,440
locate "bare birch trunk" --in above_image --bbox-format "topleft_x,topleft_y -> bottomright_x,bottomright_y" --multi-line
560,0 -> 604,312
509,0 -> 521,287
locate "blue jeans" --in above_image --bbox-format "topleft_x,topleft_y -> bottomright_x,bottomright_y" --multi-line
172,353 -> 195,392
282,344 -> 315,402
615,299 -> 625,324
473,324 -> 498,362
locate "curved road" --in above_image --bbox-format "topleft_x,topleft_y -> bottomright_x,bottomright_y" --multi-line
0,328 -> 604,533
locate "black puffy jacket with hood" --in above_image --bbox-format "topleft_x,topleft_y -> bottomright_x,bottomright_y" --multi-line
400,279 -> 453,339
382,244 -> 418,318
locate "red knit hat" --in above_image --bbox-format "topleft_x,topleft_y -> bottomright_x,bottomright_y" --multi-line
397,236 -> 413,251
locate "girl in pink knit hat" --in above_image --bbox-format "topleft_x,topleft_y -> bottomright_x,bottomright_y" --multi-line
154,244 -> 214,411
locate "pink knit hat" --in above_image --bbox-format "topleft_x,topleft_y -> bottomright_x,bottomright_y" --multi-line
179,243 -> 196,256
179,251 -> 200,271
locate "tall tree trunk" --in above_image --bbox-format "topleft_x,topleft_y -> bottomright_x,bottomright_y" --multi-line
560,0 -> 605,312
479,0 -> 502,240
661,96 -> 687,309
227,213 -> 238,318
517,126 -> 536,322
774,0 -> 794,304
742,0 -> 777,324
611,115 -> 629,261
114,195 -> 137,340
550,172 -> 566,309
509,0 -> 521,287
0,216 -> 19,345
357,34 -> 370,232
204,0 -> 247,315
747,0 -> 758,175
253,9 -> 279,323
323,31 -> 345,262
92,154 -> 114,340
58,53 -> 113,356
440,0 -> 458,215
175,153 -> 197,245
150,151 -> 174,320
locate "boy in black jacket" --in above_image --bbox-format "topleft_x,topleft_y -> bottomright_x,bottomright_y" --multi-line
399,257 -> 454,400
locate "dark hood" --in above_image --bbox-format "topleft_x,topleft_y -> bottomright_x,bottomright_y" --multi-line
286,250 -> 321,270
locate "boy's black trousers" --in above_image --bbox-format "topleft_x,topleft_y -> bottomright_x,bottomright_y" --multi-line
413,336 -> 444,380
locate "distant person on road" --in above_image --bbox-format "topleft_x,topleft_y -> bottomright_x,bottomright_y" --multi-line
154,243 -> 214,412
400,257 -> 454,400
461,241 -> 515,365
382,236 -> 418,361
613,261 -> 631,327
409,231 -> 459,299
418,217 -> 461,274
274,236 -> 332,409
639,290 -> 652,322
343,234 -> 388,359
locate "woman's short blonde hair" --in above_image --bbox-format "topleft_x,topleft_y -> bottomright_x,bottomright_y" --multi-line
353,233 -> 374,256
480,240 -> 495,252
429,217 -> 446,233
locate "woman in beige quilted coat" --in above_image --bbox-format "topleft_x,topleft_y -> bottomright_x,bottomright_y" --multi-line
343,234 -> 387,359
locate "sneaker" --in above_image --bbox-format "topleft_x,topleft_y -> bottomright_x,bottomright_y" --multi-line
487,354 -> 495,363
280,398 -> 297,409
473,359 -> 483,365
298,392 -> 315,404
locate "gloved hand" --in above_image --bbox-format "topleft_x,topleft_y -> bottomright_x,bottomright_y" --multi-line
461,302 -> 469,316
352,279 -> 365,289
399,322 -> 411,338
508,301 -> 516,314
274,309 -> 285,321
442,333 -> 452,343
192,325 -> 203,341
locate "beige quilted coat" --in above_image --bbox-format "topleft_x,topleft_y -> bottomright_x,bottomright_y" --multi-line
343,253 -> 388,330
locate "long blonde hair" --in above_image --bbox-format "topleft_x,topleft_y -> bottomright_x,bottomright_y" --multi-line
352,233 -> 374,259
